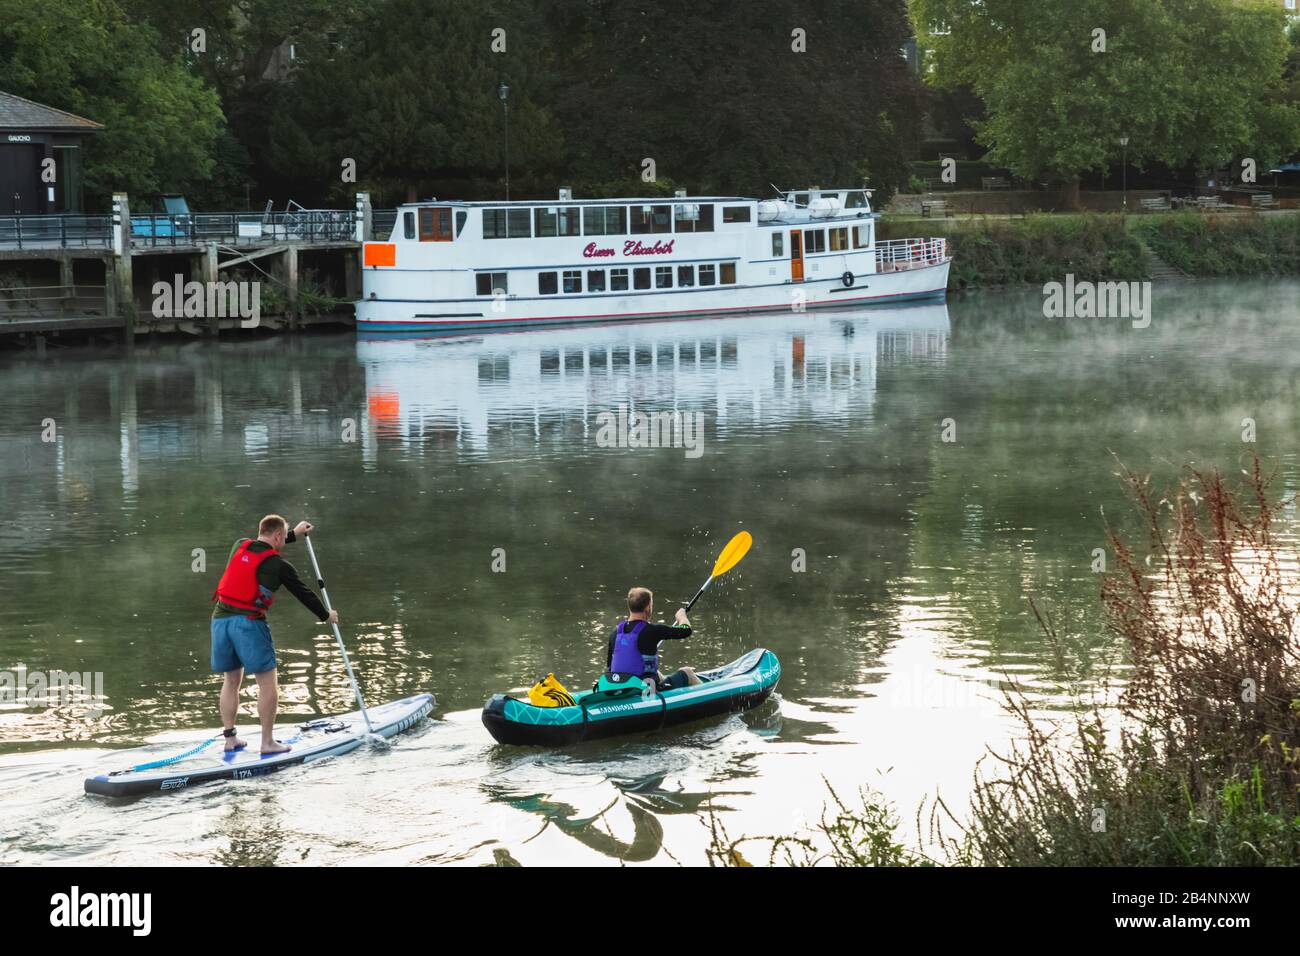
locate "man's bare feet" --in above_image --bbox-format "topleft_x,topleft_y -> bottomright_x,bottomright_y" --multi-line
260,739 -> 291,755
224,734 -> 248,752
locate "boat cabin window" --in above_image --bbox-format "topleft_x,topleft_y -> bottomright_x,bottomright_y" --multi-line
475,272 -> 508,295
720,263 -> 737,284
419,207 -> 453,242
562,270 -> 582,293
539,271 -> 558,294
678,265 -> 695,287
483,208 -> 532,239
722,205 -> 751,223
630,205 -> 672,235
853,224 -> 870,248
699,264 -> 716,286
535,206 -> 581,237
456,211 -> 467,236
633,267 -> 651,289
403,211 -> 415,240
792,193 -> 809,208
829,227 -> 849,251
805,230 -> 826,253
845,190 -> 869,209
674,203 -> 714,233
583,206 -> 626,236
655,266 -> 673,289
610,268 -> 629,291
587,269 -> 606,292
771,232 -> 784,256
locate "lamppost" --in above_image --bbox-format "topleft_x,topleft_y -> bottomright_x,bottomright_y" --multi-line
1119,135 -> 1129,215
498,81 -> 511,201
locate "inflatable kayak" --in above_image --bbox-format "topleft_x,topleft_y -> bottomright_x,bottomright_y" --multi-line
482,648 -> 779,746
84,693 -> 433,797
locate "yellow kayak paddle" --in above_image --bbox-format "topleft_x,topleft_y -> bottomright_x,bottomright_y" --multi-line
684,531 -> 752,612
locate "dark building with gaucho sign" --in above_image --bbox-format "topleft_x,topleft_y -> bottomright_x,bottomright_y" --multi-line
0,90 -> 102,215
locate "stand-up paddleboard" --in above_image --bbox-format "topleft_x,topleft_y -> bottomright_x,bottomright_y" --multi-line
84,693 -> 433,797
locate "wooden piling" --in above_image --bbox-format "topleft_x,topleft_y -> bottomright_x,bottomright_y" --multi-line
344,247 -> 360,300
200,241 -> 219,335
111,193 -> 135,344
103,256 -> 116,321
285,243 -> 299,329
59,256 -> 74,310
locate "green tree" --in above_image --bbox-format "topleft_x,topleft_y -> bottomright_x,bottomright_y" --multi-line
134,0 -> 350,206
911,0 -> 1300,202
0,0 -> 224,206
266,0 -> 563,204
1283,20 -> 1300,155
547,0 -> 925,200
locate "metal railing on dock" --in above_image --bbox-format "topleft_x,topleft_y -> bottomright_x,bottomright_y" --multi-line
0,216 -> 113,249
128,208 -> 356,247
0,284 -> 111,334
0,282 -> 107,307
0,207 -> 396,251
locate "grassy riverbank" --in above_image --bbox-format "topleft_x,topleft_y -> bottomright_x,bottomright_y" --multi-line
710,459 -> 1300,867
883,211 -> 1300,290
881,214 -> 1149,290
1133,211 -> 1300,278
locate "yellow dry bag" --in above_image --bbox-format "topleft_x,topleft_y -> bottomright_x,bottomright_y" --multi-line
528,673 -> 575,707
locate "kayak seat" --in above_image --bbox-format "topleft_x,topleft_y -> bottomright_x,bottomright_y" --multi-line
595,672 -> 650,695
580,671 -> 655,706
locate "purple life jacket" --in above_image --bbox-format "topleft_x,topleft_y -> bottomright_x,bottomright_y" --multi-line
609,619 -> 656,677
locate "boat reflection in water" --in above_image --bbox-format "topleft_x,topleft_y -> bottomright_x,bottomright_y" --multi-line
354,304 -> 950,459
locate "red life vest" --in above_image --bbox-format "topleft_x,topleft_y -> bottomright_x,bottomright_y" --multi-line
213,540 -> 279,614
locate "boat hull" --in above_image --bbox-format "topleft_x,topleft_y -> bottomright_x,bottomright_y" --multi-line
356,262 -> 949,334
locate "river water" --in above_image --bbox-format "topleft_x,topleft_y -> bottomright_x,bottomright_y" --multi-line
2,280 -> 1298,865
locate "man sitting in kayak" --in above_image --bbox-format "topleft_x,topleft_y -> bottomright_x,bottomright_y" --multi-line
211,515 -> 338,754
606,587 -> 701,691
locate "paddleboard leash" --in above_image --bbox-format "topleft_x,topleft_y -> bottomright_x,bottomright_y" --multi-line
113,735 -> 221,775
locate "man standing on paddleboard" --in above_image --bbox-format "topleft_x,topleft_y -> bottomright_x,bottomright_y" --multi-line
211,515 -> 338,753
607,587 -> 701,690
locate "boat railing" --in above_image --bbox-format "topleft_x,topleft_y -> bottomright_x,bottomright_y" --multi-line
875,237 -> 949,272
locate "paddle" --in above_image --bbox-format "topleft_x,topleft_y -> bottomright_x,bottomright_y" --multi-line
683,531 -> 752,613
303,534 -> 376,737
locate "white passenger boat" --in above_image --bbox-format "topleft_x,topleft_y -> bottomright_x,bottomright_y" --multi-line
355,187 -> 950,333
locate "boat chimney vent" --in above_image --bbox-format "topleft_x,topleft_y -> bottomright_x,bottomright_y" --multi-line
558,187 -> 572,201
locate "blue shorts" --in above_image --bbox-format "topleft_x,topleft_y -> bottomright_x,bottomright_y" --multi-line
210,616 -> 277,675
